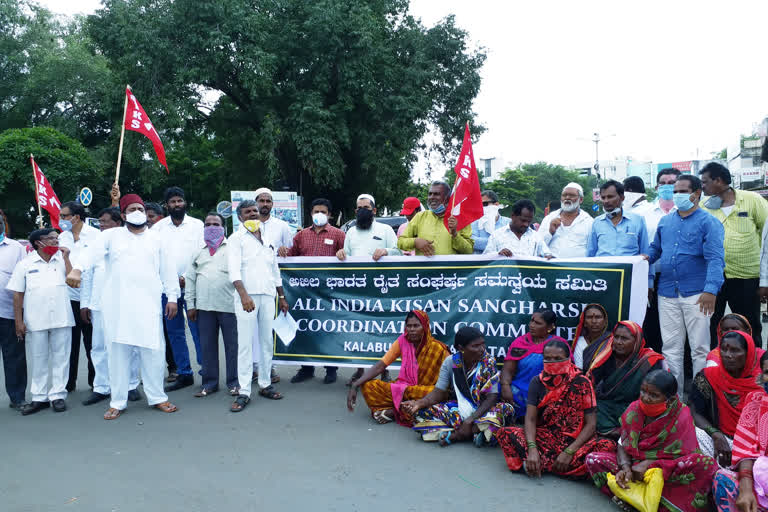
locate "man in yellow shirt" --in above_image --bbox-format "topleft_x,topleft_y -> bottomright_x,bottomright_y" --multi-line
397,181 -> 474,255
700,162 -> 768,347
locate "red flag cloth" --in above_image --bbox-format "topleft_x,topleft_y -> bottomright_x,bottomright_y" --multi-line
31,157 -> 62,230
444,123 -> 483,232
124,87 -> 169,172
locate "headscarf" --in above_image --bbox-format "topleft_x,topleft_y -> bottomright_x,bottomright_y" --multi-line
587,320 -> 664,374
703,330 -> 764,436
571,303 -> 609,352
538,343 -> 580,408
119,193 -> 144,212
709,314 -> 757,367
620,397 -> 699,464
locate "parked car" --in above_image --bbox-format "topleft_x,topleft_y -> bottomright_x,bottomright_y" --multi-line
341,216 -> 407,234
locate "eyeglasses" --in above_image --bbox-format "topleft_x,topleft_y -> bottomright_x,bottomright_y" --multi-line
482,201 -> 491,207
59,213 -> 73,219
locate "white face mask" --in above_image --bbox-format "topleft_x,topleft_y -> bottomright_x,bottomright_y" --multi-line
560,200 -> 580,213
126,211 -> 147,226
312,212 -> 328,227
622,192 -> 645,209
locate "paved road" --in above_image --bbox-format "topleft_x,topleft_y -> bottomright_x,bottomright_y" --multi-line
0,348 -> 616,512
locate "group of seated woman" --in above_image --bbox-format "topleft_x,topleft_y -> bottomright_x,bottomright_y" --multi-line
346,307 -> 768,512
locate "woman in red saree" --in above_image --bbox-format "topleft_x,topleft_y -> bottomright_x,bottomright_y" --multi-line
586,370 -> 716,512
346,310 -> 448,426
496,339 -> 615,477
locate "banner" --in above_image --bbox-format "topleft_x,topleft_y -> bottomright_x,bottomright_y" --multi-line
31,157 -> 62,230
231,190 -> 302,231
273,255 -> 648,367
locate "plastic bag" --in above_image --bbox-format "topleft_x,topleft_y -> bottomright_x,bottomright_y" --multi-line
273,311 -> 298,346
606,467 -> 664,512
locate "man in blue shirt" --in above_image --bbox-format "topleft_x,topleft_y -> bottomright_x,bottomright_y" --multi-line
587,180 -> 649,257
647,175 -> 724,391
471,190 -> 510,254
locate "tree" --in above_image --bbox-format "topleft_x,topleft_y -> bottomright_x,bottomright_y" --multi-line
0,127 -> 101,234
85,0 -> 486,218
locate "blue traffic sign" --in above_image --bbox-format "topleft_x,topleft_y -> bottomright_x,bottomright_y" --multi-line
591,204 -> 599,212
79,187 -> 93,206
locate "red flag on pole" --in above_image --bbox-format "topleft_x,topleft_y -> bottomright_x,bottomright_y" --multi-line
445,123 -> 483,232
31,156 -> 62,230
124,87 -> 169,172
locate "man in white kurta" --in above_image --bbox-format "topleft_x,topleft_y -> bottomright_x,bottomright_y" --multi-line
8,229 -> 74,414
67,194 -> 180,420
228,202 -> 289,412
484,199 -> 553,258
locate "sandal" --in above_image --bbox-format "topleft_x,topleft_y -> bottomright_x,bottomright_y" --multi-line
230,395 -> 250,412
259,386 -> 283,400
439,431 -> 453,447
271,368 -> 280,384
154,401 -> 178,413
228,386 -> 240,396
194,388 -> 218,398
372,409 -> 394,424
103,408 -> 123,420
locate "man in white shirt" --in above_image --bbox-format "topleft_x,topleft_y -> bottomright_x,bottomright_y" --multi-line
251,187 -> 294,385
0,216 -> 27,409
79,207 -> 141,406
186,212 -> 238,397
58,201 -> 101,392
153,187 -> 204,391
8,229 -> 74,415
228,200 -> 289,412
538,183 -> 594,258
484,200 -> 552,258
623,176 -> 655,216
67,193 -> 180,420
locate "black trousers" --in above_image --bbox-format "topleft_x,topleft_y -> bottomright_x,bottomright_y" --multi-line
710,277 -> 763,349
163,315 -> 176,374
67,300 -> 93,390
0,317 -> 27,404
643,275 -> 663,353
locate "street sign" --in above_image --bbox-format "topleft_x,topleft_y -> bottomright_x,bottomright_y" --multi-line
591,204 -> 599,212
79,187 -> 93,206
216,200 -> 233,218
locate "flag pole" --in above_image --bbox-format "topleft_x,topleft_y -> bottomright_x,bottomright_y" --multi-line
114,85 -> 130,185
30,154 -> 43,228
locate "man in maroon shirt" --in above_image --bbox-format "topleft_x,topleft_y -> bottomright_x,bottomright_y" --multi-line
282,198 -> 344,384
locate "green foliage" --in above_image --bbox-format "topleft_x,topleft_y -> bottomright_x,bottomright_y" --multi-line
0,127 -> 100,235
490,162 -> 596,221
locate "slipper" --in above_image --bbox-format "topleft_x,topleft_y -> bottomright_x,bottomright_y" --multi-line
372,409 -> 394,424
194,388 -> 218,398
473,432 -> 486,448
153,401 -> 178,413
228,387 -> 240,396
104,408 -> 123,420
259,386 -> 283,400
231,395 -> 250,412
439,431 -> 452,447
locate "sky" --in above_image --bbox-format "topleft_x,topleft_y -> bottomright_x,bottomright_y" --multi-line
41,0 -> 768,168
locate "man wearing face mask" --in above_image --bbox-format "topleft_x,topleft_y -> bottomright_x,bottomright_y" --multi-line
287,198 -> 345,384
641,168 -> 680,352
336,194 -> 401,262
398,181 -> 474,256
0,212 -> 27,409
700,162 -> 768,348
66,194 -> 180,420
58,201 -> 100,392
470,190 -> 509,254
185,212 -> 238,398
228,202 -> 289,411
587,180 -> 649,258
154,187 -> 204,392
7,229 -> 74,415
647,175 -> 725,391
539,183 -> 594,258
622,177 -> 654,216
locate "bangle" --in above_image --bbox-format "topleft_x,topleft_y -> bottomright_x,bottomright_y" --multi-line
527,441 -> 537,449
738,470 -> 754,481
704,426 -> 720,437
564,447 -> 576,456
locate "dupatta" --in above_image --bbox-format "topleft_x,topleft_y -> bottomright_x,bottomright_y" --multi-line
451,351 -> 499,420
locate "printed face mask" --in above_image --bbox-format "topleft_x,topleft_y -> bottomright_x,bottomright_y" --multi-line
312,213 -> 328,226
58,219 -> 73,232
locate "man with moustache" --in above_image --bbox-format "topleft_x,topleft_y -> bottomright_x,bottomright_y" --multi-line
397,181 -> 474,256
587,180 -> 649,257
154,187 -> 204,391
67,194 -> 180,420
538,183 -> 594,258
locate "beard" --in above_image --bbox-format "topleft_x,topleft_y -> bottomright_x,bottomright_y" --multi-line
356,208 -> 374,230
561,201 -> 580,213
259,206 -> 271,217
169,207 -> 185,220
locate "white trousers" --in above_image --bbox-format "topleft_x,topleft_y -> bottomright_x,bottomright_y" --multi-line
236,294 -> 275,396
659,293 -> 711,391
109,342 -> 167,410
26,327 -> 71,402
91,310 -> 140,395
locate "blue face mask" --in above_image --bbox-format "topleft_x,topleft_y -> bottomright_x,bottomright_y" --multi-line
59,219 -> 73,232
657,184 -> 675,201
430,203 -> 446,216
673,192 -> 695,212
705,195 -> 723,209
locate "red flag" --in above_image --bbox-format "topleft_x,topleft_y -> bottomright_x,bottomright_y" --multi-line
444,124 -> 483,232
124,87 -> 169,172
31,157 -> 62,230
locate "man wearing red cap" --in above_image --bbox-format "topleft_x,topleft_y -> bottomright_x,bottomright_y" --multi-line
67,193 -> 180,420
397,197 -> 423,256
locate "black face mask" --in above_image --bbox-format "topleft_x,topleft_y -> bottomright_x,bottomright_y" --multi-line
356,208 -> 374,230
